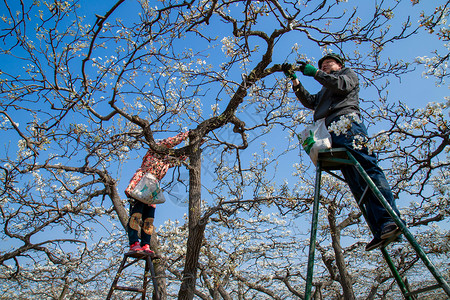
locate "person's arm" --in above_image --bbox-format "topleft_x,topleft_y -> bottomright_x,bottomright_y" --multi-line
282,63 -> 317,109
158,131 -> 189,148
292,78 -> 317,110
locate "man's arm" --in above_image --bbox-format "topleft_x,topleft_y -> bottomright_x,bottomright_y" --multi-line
292,78 -> 317,110
282,63 -> 317,110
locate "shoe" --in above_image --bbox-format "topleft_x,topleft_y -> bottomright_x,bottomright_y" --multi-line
140,244 -> 154,255
365,237 -> 384,251
129,241 -> 142,252
380,222 -> 401,240
383,229 -> 403,248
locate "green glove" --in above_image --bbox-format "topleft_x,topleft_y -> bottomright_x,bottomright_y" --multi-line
281,63 -> 297,80
299,61 -> 318,77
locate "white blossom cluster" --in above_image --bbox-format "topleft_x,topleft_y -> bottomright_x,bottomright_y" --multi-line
327,113 -> 362,136
221,36 -> 238,57
327,113 -> 368,150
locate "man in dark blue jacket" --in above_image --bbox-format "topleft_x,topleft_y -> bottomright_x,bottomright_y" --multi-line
282,54 -> 403,251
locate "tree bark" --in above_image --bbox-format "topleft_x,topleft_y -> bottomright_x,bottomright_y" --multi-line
151,235 -> 168,300
327,203 -> 356,300
178,144 -> 207,300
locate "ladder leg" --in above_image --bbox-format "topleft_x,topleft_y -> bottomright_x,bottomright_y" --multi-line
145,256 -> 160,300
401,228 -> 450,297
305,161 -> 323,300
107,253 -> 161,299
314,149 -> 450,298
107,255 -> 128,300
358,186 -> 415,299
142,258 -> 147,300
380,247 -> 415,300
347,152 -> 450,297
355,179 -> 414,299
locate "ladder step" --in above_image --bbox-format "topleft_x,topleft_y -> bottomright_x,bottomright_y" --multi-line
114,285 -> 145,293
405,284 -> 443,297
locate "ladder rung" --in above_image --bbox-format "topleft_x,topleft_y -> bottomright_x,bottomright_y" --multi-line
114,285 -> 145,293
405,284 -> 442,297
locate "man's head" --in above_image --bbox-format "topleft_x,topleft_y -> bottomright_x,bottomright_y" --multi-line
318,53 -> 344,73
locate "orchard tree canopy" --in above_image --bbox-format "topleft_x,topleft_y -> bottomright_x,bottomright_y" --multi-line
0,0 -> 449,299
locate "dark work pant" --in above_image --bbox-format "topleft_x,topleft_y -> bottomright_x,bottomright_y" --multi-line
127,200 -> 155,246
329,117 -> 401,239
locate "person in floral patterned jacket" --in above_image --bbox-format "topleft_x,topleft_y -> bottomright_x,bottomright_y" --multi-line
125,131 -> 189,254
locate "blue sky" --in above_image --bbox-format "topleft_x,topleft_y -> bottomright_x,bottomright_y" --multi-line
1,0 -> 447,232
141,1 -> 449,228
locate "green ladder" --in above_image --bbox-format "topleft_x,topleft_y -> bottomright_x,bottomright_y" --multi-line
304,148 -> 450,300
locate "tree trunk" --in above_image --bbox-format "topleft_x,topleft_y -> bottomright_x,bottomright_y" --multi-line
152,235 -> 168,300
327,204 -> 356,300
178,146 -> 207,300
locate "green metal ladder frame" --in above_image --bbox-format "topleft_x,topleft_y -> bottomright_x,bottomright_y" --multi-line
304,148 -> 450,300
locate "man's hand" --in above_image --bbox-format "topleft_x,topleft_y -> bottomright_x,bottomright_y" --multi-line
281,63 -> 297,80
298,61 -> 318,77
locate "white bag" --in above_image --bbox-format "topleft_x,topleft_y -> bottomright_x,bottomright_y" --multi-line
128,173 -> 166,205
297,118 -> 332,165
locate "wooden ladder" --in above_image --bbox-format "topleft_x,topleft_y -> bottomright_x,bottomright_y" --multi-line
107,251 -> 160,300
